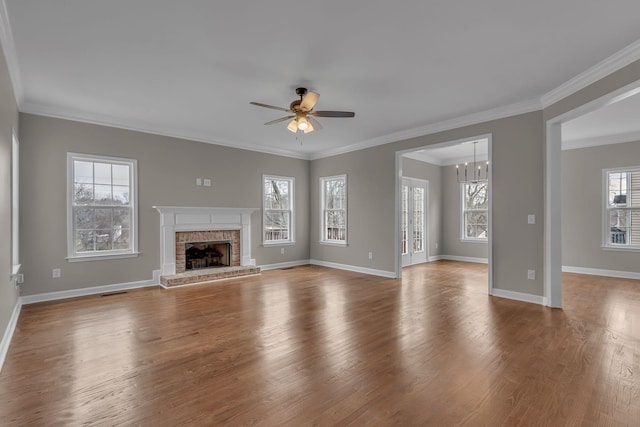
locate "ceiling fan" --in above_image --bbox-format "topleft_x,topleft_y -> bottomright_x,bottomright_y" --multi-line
250,87 -> 355,134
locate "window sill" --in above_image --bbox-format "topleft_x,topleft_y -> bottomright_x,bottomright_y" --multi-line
319,241 -> 348,247
601,245 -> 640,253
11,263 -> 21,276
67,252 -> 140,263
460,238 -> 488,244
262,241 -> 296,247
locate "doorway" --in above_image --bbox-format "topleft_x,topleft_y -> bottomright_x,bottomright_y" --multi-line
401,178 -> 428,266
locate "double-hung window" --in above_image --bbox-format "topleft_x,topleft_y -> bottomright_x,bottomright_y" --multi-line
461,181 -> 488,241
263,175 -> 294,244
320,175 -> 347,245
604,167 -> 640,250
67,153 -> 138,261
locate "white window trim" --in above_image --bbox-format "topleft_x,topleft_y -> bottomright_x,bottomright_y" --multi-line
262,174 -> 295,246
11,130 -> 20,277
66,152 -> 139,261
319,174 -> 348,247
460,181 -> 488,242
602,166 -> 640,251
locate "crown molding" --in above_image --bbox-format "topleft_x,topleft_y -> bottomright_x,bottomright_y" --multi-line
0,0 -> 23,106
309,98 -> 541,160
21,102 -> 311,160
562,130 -> 640,151
541,39 -> 640,108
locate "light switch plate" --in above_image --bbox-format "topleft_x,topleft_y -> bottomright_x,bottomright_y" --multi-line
528,214 -> 535,224
196,178 -> 202,186
203,179 -> 211,187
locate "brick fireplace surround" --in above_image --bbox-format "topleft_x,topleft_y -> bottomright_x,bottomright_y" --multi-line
154,206 -> 260,287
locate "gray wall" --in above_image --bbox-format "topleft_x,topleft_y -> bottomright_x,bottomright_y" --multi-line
401,157 -> 442,258
562,141 -> 640,272
441,164 -> 489,259
0,44 -> 20,348
311,111 -> 544,295
18,114 -> 310,296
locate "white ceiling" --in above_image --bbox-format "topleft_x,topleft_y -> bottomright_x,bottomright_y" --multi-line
4,1 -> 640,159
404,138 -> 488,166
562,92 -> 640,150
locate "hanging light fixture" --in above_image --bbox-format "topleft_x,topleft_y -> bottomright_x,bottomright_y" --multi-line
456,141 -> 489,183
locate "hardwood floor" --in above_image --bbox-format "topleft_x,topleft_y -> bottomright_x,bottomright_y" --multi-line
1,261 -> 638,426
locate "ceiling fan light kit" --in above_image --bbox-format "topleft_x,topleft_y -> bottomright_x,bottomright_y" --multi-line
250,87 -> 355,134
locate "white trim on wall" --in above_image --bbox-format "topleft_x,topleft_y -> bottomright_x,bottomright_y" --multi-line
310,259 -> 395,279
0,299 -> 22,372
260,260 -> 311,271
491,288 -> 545,305
440,255 -> 489,264
21,270 -> 161,305
562,266 -> 640,280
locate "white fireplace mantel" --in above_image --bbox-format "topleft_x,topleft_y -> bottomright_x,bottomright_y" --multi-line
153,206 -> 258,275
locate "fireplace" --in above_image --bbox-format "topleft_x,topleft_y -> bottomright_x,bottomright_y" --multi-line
185,241 -> 231,270
154,206 -> 258,278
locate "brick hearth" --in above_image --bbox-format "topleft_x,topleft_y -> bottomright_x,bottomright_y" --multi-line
160,265 -> 260,287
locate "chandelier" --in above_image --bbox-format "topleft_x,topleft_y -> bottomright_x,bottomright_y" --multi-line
456,141 -> 489,183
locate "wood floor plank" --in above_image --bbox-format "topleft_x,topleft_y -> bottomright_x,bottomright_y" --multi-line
0,261 -> 639,426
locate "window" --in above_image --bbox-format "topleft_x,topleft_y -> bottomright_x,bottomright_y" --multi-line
67,153 -> 138,261
11,130 -> 20,276
263,175 -> 294,244
604,168 -> 640,249
461,181 -> 488,241
320,175 -> 347,245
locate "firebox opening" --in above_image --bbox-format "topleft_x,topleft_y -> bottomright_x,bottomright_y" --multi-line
185,241 -> 231,270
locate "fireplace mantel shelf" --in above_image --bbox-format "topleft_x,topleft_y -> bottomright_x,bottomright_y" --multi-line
153,206 -> 259,215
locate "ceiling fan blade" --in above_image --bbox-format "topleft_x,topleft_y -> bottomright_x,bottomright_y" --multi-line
264,115 -> 295,125
250,102 -> 291,113
311,111 -> 355,118
300,91 -> 320,111
308,116 -> 323,131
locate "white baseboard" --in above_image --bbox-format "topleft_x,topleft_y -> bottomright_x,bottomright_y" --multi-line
310,259 -> 396,278
21,270 -> 162,305
0,299 -> 22,372
562,265 -> 640,280
428,255 -> 443,262
440,255 -> 488,264
491,288 -> 545,305
260,260 -> 311,271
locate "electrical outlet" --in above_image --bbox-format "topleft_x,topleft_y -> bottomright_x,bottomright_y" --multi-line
368,252 -> 373,260
52,268 -> 61,278
435,242 -> 438,249
280,248 -> 285,255
527,269 -> 535,280
196,178 -> 202,186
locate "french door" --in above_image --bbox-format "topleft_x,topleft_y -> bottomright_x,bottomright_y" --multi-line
401,178 -> 428,266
